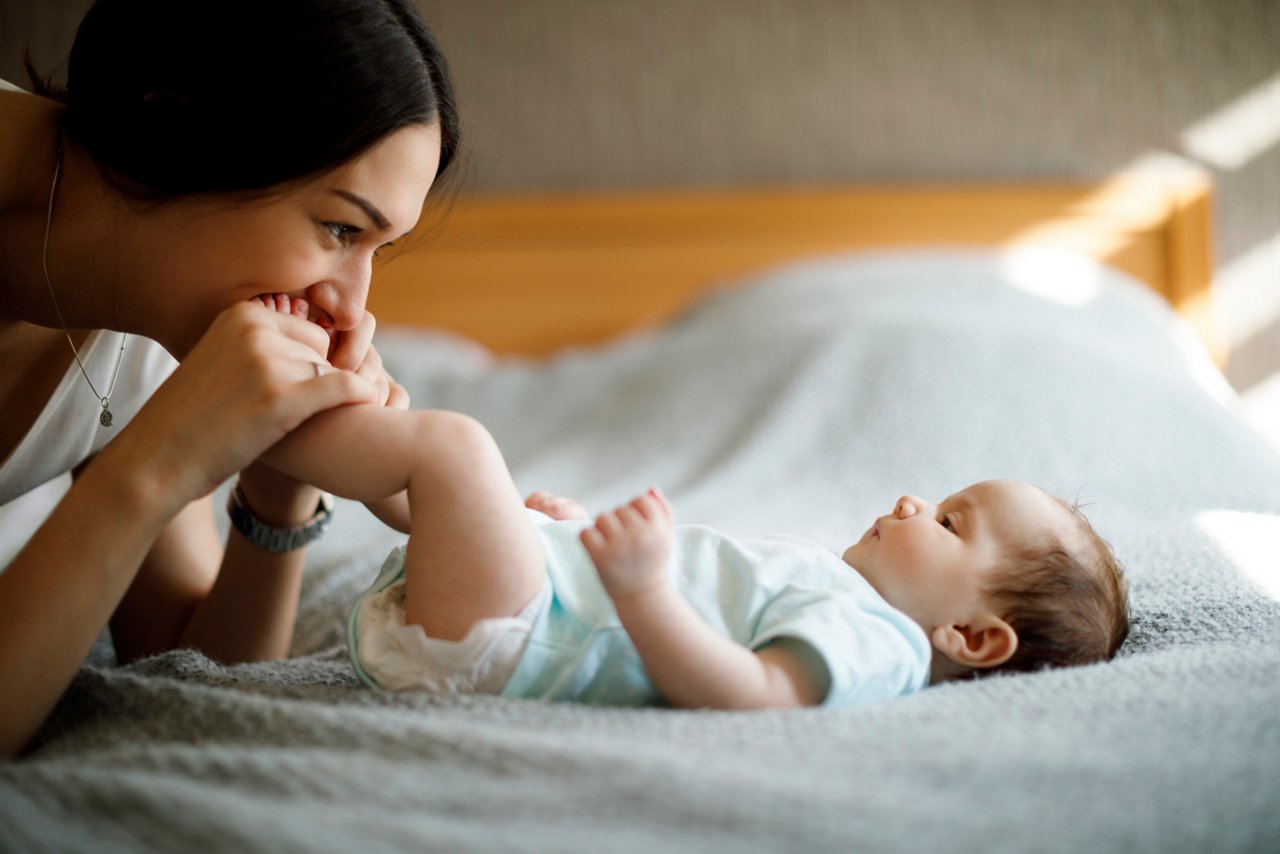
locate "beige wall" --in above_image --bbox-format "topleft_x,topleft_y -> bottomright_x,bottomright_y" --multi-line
4,0 -> 1278,398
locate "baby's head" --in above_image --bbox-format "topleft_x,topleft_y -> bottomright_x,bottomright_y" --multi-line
842,479 -> 1129,683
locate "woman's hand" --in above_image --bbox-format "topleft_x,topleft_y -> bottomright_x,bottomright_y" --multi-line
102,300 -> 381,515
325,304 -> 409,411
255,293 -> 408,410
245,294 -> 408,521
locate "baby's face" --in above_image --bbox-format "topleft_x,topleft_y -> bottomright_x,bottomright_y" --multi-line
842,480 -> 1068,631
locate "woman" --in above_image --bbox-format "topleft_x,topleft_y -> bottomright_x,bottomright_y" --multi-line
0,0 -> 460,757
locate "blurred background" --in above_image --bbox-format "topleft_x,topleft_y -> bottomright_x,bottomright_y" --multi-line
3,0 -> 1277,450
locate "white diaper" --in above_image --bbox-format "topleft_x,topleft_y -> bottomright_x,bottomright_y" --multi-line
347,546 -> 550,695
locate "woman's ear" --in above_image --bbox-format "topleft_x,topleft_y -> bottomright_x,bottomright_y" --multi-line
930,615 -> 1018,670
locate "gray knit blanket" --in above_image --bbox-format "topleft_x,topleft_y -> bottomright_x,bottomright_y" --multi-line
4,250 -> 1278,853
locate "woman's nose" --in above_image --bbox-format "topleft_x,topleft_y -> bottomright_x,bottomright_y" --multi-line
309,266 -> 371,331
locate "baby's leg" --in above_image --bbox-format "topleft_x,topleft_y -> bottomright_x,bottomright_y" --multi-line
252,300 -> 544,642
270,405 -> 546,641
398,410 -> 546,641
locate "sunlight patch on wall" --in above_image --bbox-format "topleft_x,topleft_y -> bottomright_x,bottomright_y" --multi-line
1180,71 -> 1280,171
1197,510 -> 1280,602
1115,149 -> 1202,175
1212,232 -> 1280,346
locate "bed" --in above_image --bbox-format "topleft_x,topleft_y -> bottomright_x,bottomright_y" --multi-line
3,175 -> 1279,853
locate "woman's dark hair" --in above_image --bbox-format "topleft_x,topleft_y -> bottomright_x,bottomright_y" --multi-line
25,0 -> 460,202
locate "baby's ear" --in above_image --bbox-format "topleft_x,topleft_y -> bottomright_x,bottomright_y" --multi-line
930,616 -> 1017,670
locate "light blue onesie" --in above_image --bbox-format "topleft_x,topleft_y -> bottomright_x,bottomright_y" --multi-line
499,515 -> 931,708
348,513 -> 932,708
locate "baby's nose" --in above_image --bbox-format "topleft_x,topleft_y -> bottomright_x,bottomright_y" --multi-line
894,496 -> 919,519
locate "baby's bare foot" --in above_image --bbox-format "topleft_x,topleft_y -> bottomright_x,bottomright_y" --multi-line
254,293 -> 310,320
525,490 -> 589,521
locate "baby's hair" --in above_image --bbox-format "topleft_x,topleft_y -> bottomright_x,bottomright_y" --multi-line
978,494 -> 1130,676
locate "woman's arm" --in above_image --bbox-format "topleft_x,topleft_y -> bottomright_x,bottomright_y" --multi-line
581,489 -> 826,710
0,446 -> 178,757
110,297 -> 409,662
0,303 -> 379,758
106,469 -> 316,665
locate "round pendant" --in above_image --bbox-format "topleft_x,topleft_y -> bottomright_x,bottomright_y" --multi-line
100,407 -> 113,428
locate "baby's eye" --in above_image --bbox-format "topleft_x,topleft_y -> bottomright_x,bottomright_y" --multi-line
940,516 -> 956,533
373,240 -> 396,260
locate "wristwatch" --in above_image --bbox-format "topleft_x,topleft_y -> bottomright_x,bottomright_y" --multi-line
226,482 -> 334,553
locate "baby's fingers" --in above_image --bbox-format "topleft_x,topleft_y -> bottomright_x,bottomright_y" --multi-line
648,487 -> 673,521
629,495 -> 655,520
580,526 -> 611,564
614,504 -> 645,529
593,510 -> 622,538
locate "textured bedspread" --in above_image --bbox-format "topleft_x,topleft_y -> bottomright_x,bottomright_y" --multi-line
3,250 -> 1278,852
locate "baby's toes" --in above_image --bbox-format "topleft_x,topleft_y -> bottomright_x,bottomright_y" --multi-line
292,297 -> 309,319
580,526 -> 605,554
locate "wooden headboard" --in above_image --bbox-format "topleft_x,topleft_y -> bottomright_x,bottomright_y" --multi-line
368,172 -> 1218,361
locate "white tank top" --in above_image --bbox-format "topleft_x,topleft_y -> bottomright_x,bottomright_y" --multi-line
0,331 -> 178,565
0,330 -> 178,504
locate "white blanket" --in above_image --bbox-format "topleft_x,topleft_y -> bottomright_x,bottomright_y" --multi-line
4,250 -> 1278,852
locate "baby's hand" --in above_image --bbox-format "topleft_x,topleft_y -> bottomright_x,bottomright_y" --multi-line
525,491 -> 589,521
580,488 -> 675,601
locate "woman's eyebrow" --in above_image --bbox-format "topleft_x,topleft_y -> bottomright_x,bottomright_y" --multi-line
332,189 -> 391,232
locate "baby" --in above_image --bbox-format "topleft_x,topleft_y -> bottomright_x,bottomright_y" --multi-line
255,297 -> 1131,709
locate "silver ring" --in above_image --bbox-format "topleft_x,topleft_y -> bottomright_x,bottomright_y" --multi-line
313,362 -> 326,378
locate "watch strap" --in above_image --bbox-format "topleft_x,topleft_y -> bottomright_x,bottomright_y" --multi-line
226,483 -> 334,554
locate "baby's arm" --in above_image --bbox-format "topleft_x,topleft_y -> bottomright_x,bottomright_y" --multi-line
581,490 -> 827,710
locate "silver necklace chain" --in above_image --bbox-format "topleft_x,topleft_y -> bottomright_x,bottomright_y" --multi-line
42,138 -> 127,428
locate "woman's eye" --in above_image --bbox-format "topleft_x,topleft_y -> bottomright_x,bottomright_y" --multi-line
325,222 -> 361,245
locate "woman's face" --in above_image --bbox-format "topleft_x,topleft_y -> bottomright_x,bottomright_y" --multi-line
142,123 -> 442,357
